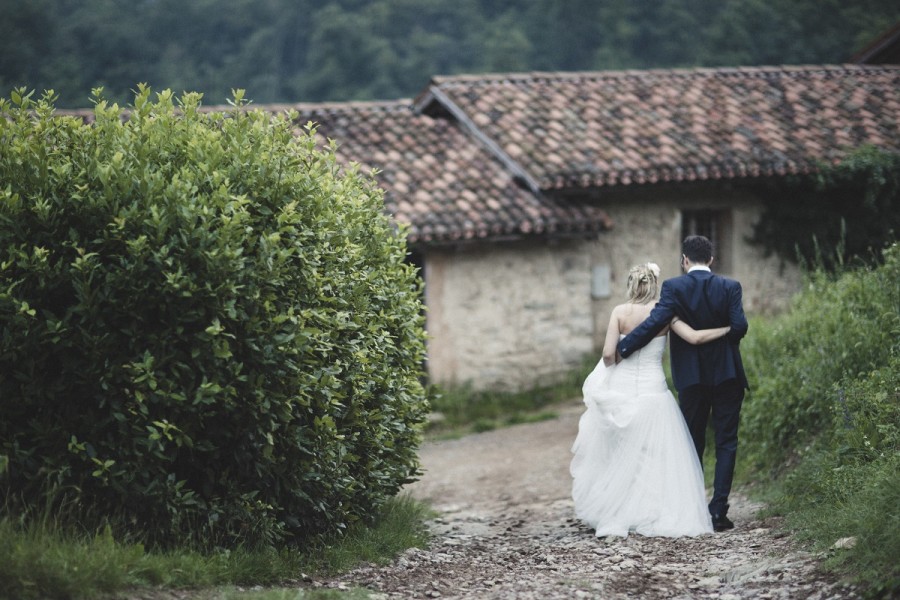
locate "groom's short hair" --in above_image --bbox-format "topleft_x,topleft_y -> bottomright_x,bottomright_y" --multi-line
683,235 -> 713,263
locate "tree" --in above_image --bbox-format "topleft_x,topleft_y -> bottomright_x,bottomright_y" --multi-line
0,0 -> 54,95
481,12 -> 532,73
2,0 -> 900,106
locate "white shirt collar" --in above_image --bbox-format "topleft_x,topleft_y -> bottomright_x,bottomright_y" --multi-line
688,265 -> 711,273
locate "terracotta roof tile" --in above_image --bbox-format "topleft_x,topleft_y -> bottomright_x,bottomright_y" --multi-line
56,64 -> 897,245
280,101 -> 611,244
55,100 -> 613,245
419,65 -> 900,190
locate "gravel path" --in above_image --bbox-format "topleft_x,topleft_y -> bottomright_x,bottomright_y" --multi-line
319,400 -> 860,599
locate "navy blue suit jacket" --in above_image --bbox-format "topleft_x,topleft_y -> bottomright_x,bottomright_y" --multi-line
616,269 -> 749,392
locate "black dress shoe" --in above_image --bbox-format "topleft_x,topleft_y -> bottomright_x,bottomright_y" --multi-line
712,514 -> 734,532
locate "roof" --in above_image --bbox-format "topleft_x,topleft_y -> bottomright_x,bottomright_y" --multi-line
54,64 -> 900,246
415,65 -> 900,191
283,101 -> 612,244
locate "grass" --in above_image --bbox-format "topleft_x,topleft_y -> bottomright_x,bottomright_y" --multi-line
738,450 -> 900,599
0,494 -> 432,600
426,352 -> 600,437
297,493 -> 434,576
0,354 -> 601,600
735,244 -> 900,598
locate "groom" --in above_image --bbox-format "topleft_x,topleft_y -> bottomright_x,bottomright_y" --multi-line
617,235 -> 749,531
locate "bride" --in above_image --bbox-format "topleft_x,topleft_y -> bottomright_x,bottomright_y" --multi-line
570,262 -> 729,537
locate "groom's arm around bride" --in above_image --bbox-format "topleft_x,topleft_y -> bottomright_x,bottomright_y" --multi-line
616,250 -> 748,391
616,235 -> 749,531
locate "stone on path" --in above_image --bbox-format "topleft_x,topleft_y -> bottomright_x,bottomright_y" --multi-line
319,400 -> 859,599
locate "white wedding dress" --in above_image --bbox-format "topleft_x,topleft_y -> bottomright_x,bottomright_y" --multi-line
570,335 -> 713,537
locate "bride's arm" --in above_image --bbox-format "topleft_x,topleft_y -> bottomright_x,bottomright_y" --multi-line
601,307 -> 622,366
670,317 -> 730,345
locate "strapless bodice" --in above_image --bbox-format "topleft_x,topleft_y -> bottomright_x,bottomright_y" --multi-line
608,335 -> 668,394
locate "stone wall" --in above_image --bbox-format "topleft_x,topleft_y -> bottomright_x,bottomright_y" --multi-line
424,239 -> 595,391
585,184 -> 802,347
422,184 -> 802,391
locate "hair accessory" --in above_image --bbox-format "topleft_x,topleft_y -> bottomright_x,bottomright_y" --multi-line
646,262 -> 660,278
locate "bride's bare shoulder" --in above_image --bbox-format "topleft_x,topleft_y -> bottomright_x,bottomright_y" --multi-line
614,302 -> 642,311
615,302 -> 652,314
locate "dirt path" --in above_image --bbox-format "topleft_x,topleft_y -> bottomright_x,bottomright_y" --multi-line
320,400 -> 860,599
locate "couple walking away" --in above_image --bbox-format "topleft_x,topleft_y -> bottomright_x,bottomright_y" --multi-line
571,235 -> 749,537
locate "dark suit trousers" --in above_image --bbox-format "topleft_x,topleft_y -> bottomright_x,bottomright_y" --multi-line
678,379 -> 745,517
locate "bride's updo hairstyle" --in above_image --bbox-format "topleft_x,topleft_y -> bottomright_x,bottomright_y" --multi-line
626,262 -> 660,304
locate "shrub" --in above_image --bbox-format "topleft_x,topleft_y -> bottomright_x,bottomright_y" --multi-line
739,246 -> 899,595
777,356 -> 899,595
740,243 -> 900,468
0,86 -> 428,548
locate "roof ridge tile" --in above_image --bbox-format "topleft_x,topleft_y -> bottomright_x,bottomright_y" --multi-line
429,64 -> 900,88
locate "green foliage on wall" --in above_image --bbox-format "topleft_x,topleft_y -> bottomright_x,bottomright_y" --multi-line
0,86 -> 428,548
749,146 -> 900,270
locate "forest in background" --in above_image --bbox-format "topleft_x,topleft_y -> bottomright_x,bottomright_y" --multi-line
2,0 -> 899,108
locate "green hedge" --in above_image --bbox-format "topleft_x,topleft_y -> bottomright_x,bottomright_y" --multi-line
774,355 -> 900,596
0,87 -> 428,548
740,243 -> 900,468
739,244 -> 899,595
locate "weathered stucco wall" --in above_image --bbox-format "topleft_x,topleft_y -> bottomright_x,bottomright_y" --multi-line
424,240 -> 596,391
585,185 -> 802,347
422,184 -> 802,391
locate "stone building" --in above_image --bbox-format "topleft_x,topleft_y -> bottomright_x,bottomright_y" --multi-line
280,65 -> 898,391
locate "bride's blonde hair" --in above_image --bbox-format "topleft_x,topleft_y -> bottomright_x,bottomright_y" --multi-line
626,263 -> 660,304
